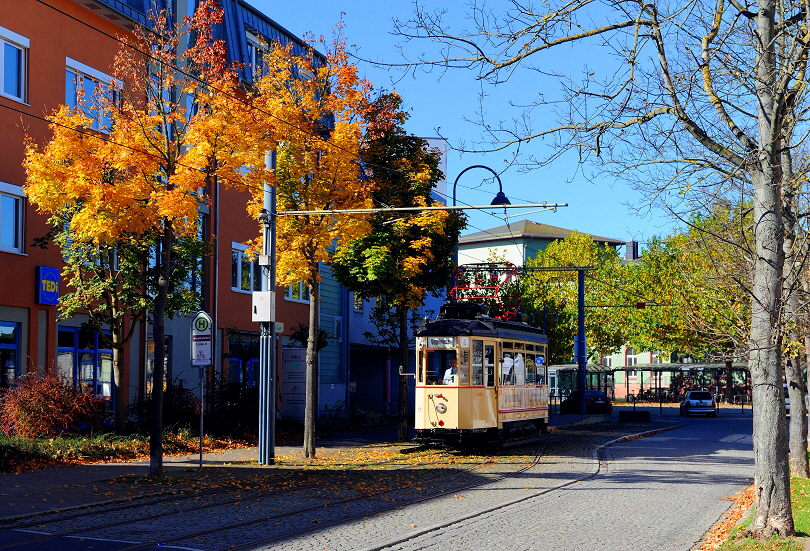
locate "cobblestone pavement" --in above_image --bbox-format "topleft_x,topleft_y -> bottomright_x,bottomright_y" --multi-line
3,412 -> 754,551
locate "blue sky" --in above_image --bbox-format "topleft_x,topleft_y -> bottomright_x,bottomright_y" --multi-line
249,0 -> 678,249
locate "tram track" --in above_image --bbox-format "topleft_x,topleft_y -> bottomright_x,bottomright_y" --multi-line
3,424 -> 677,551
0,446 -> 510,549
2,445 -> 455,532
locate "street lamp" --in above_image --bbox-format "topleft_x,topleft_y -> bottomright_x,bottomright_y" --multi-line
451,165 -> 512,287
452,165 -> 511,207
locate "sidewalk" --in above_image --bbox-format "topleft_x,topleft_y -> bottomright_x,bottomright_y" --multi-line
2,413 -> 601,521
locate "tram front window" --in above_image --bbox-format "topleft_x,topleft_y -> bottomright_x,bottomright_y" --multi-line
426,351 -> 458,385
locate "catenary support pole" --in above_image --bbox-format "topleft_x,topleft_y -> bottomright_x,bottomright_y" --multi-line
577,268 -> 586,415
258,152 -> 277,465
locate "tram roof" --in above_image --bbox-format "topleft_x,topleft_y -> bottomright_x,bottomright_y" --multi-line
416,317 -> 548,344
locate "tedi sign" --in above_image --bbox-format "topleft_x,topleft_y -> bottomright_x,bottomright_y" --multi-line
36,267 -> 60,305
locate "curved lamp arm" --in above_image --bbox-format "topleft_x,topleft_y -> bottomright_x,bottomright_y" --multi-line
452,165 -> 509,206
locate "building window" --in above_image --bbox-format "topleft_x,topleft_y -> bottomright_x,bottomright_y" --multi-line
231,243 -> 261,293
145,336 -> 172,392
352,293 -> 363,311
176,215 -> 206,300
0,183 -> 23,253
651,350 -> 665,364
600,356 -> 613,368
0,321 -> 19,388
285,281 -> 310,303
57,326 -> 113,397
227,330 -> 259,387
625,347 -> 638,367
65,58 -> 118,133
0,26 -> 27,103
246,31 -> 266,82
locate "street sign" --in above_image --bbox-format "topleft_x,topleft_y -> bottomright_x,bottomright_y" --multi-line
191,311 -> 213,366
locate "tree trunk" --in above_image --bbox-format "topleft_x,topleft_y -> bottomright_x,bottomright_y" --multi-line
724,359 -> 734,405
149,228 -> 172,479
743,0 -> 795,535
111,342 -> 126,434
303,283 -> 319,458
783,189 -> 808,478
745,165 -> 793,535
802,274 -> 810,457
786,351 -> 807,478
397,305 -> 410,442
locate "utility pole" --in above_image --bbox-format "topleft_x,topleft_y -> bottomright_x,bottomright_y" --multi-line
577,268 -> 586,415
257,152 -> 277,465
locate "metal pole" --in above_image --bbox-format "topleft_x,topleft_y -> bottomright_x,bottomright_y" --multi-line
258,152 -> 277,465
199,364 -> 204,470
577,269 -> 586,415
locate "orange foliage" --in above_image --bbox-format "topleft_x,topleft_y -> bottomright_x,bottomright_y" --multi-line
24,0 -> 270,244
242,33 -> 381,287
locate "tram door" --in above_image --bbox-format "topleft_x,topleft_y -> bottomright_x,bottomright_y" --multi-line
471,339 -> 498,428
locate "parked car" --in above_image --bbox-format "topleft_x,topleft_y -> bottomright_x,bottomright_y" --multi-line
680,390 -> 717,417
560,390 -> 613,415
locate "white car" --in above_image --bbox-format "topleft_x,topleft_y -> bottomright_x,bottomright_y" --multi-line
680,390 -> 717,417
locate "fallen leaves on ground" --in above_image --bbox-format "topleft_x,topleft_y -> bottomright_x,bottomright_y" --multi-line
698,485 -> 755,550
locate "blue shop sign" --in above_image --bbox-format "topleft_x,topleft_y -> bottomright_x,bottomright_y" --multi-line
37,267 -> 60,305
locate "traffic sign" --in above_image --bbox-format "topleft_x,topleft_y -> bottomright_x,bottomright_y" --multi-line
192,311 -> 213,366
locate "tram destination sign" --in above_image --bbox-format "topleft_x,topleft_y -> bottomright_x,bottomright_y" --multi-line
427,337 -> 455,348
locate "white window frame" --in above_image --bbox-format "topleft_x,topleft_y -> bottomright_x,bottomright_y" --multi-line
245,31 -> 266,82
352,293 -> 363,312
0,182 -> 24,254
65,57 -> 119,133
625,347 -> 638,367
231,242 -> 261,294
0,26 -> 28,104
285,281 -> 310,303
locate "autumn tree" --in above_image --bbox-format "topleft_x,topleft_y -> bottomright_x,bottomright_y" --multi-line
51,229 -> 205,433
522,232 -> 627,364
396,0 -> 802,534
246,37 -> 377,458
24,2 -> 267,477
331,93 -> 464,441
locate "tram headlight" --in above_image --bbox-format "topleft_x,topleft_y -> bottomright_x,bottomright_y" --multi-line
435,403 -> 448,414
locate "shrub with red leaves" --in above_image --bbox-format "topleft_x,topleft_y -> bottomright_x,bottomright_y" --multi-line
0,374 -> 108,437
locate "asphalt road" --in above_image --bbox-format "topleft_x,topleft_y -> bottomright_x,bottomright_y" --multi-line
3,412 -> 754,551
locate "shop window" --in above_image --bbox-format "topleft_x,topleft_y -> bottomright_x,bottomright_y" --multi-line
0,322 -> 19,388
227,330 -> 259,387
56,326 -> 112,397
1,26 -> 27,103
146,336 -> 172,392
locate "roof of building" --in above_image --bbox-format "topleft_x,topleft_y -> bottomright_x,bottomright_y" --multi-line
459,220 -> 625,247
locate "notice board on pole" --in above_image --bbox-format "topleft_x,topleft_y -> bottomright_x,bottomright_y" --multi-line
281,348 -> 306,420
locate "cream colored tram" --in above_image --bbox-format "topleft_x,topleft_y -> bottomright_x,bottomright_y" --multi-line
413,303 -> 549,447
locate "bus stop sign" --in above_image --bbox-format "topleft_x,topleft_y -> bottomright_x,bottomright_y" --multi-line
192,311 -> 213,366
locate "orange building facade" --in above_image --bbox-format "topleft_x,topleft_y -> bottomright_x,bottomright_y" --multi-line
0,0 -> 317,417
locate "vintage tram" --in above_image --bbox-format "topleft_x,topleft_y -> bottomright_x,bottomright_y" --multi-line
413,302 -> 549,448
